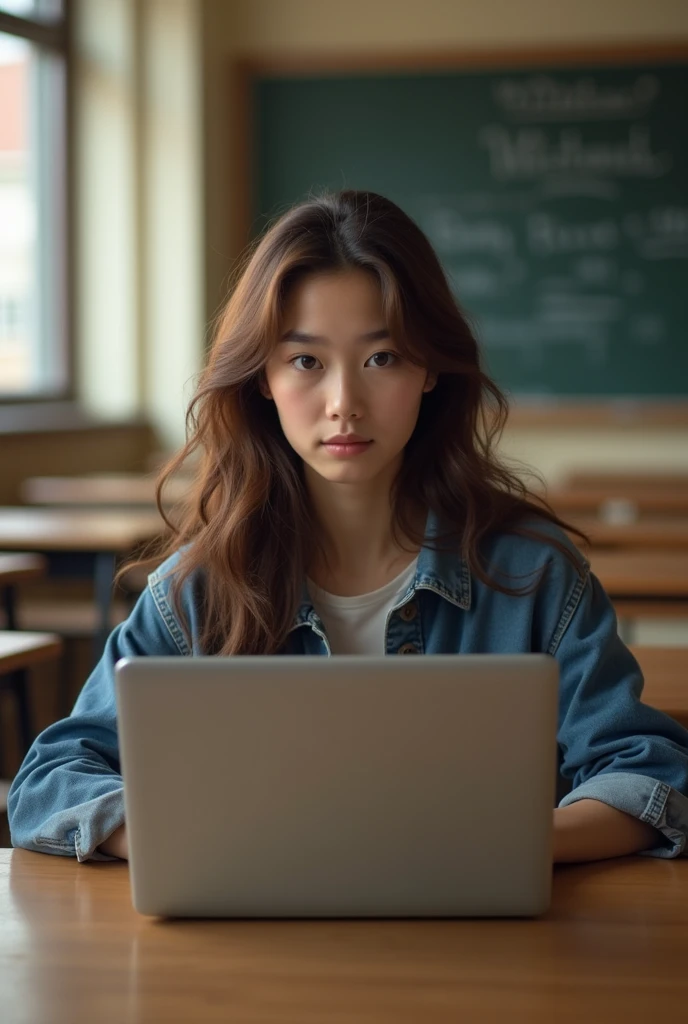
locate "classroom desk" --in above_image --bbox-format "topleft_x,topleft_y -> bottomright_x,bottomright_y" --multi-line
632,646 -> 688,730
1,850 -> 686,1023
0,552 -> 46,630
590,550 -> 688,628
22,472 -> 191,508
0,508 -> 164,659
590,551 -> 688,597
564,471 -> 688,493
568,515 -> 688,550
548,487 -> 688,518
0,631 -> 63,761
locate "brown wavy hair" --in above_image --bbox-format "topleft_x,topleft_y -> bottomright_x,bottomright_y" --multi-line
132,189 -> 587,655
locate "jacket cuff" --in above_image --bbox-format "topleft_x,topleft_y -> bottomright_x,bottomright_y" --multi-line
558,771 -> 688,858
75,788 -> 126,861
31,788 -> 126,862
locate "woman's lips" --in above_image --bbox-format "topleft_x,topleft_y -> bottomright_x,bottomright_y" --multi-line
321,440 -> 373,457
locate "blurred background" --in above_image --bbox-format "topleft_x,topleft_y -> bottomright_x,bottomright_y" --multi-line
1,1 -> 688,462
0,1 -> 687,826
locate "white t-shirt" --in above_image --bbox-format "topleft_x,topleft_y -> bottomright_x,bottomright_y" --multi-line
307,557 -> 419,655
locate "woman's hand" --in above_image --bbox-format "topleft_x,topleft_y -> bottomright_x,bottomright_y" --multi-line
98,823 -> 128,860
553,799 -> 659,863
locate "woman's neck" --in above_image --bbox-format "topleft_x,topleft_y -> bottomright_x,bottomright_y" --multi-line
304,467 -> 424,595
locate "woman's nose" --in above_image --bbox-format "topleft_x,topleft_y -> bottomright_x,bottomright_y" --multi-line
325,370 -> 365,419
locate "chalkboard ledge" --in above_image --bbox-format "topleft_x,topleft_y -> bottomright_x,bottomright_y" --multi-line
506,400 -> 688,428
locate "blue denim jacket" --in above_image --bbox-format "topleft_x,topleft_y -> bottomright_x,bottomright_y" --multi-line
8,513 -> 688,860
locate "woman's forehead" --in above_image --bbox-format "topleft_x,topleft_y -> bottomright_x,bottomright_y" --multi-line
282,269 -> 384,321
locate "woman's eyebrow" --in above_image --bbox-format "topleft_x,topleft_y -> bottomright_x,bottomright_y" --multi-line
280,328 -> 390,343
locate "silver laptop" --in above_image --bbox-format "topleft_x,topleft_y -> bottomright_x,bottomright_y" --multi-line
115,654 -> 559,919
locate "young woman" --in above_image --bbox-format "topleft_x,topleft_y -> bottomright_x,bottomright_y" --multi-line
8,190 -> 688,864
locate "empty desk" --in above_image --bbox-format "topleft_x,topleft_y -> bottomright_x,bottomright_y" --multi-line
568,516 -> 688,550
0,508 -> 163,659
22,473 -> 190,509
632,645 -> 688,731
548,487 -> 688,519
0,553 -> 46,630
564,471 -> 688,493
590,550 -> 688,630
0,630 -> 63,768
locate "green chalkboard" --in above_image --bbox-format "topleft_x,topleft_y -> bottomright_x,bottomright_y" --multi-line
252,57 -> 688,399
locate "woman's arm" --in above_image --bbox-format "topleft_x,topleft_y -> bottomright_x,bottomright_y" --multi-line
551,564 -> 688,859
8,582 -> 182,861
553,798 -> 660,863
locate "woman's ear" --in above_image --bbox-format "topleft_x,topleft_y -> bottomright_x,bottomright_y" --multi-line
423,371 -> 438,394
258,374 -> 273,400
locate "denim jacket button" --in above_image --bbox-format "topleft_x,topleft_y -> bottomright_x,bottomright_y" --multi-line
399,602 -> 417,622
398,643 -> 419,654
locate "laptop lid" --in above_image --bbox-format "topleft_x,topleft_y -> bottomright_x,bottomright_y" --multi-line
115,654 -> 558,918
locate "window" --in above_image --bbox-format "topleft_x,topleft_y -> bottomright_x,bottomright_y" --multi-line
0,0 -> 69,398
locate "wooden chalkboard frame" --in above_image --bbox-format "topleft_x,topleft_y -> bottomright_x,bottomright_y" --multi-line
230,41 -> 688,425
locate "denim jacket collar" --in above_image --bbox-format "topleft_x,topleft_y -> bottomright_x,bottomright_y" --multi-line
291,510 -> 471,630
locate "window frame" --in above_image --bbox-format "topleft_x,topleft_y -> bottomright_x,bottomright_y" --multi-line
0,0 -> 73,405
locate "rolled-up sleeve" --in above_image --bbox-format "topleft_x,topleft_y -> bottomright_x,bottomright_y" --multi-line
552,569 -> 688,858
8,583 -> 182,861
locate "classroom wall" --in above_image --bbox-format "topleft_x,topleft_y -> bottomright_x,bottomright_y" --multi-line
74,0 -> 204,449
201,0 -> 688,485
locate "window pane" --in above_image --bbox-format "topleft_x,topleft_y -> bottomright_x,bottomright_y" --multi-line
0,29 -> 67,396
0,1 -> 63,23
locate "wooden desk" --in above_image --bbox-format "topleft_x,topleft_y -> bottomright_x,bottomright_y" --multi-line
592,551 -> 688,629
1,850 -> 686,1023
632,646 -> 688,731
548,487 -> 688,518
569,516 -> 688,550
0,631 -> 62,675
0,631 -> 63,763
0,552 -> 46,630
0,552 -> 46,588
0,508 -> 164,659
22,472 -> 190,508
591,550 -> 688,598
0,507 -> 163,552
564,471 -> 688,493
591,550 -> 688,626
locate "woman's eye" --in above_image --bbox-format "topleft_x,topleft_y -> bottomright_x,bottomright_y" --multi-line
291,355 -> 321,371
366,351 -> 397,368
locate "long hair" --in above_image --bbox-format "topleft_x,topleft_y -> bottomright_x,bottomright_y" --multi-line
133,189 -> 586,655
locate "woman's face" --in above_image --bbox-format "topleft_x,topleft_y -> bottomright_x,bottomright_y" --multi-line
263,269 -> 435,488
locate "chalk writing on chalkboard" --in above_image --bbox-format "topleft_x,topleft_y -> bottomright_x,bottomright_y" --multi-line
492,74 -> 661,120
254,59 -> 688,395
411,68 -> 687,390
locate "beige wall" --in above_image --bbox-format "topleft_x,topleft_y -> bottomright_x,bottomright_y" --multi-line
74,0 -> 204,449
201,0 -> 688,485
224,0 -> 688,51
